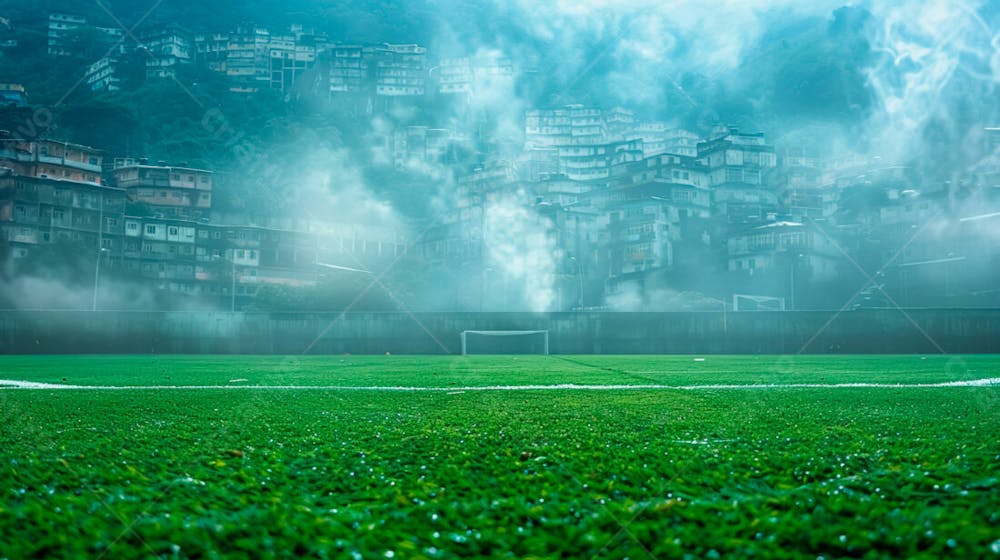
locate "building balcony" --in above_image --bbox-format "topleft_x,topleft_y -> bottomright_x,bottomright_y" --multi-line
36,155 -> 102,173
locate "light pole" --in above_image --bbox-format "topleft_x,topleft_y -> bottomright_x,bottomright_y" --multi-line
92,192 -> 105,312
92,247 -> 108,311
788,252 -> 804,311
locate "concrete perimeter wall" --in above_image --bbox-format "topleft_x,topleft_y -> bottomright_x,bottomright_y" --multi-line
0,309 -> 998,354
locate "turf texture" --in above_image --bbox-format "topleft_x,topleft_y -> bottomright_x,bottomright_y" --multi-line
0,355 -> 998,559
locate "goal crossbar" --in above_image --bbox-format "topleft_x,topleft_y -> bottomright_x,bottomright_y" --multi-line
460,330 -> 549,355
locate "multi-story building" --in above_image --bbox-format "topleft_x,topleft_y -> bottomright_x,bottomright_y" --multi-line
0,168 -> 125,262
193,32 -> 230,72
726,220 -> 844,308
556,138 -> 644,181
433,54 -> 514,98
140,28 -> 192,79
698,128 -> 779,225
391,126 -> 471,169
525,107 -> 573,148
436,57 -> 472,95
84,57 -> 122,92
111,160 -> 212,219
775,149 -> 836,221
268,34 -> 317,92
47,13 -> 87,56
526,104 -> 609,147
328,44 -> 367,95
0,135 -> 104,185
372,44 -> 427,97
47,13 -> 124,57
661,129 -> 701,157
597,154 -> 712,279
121,215 -> 200,294
226,26 -> 271,92
604,107 -> 636,139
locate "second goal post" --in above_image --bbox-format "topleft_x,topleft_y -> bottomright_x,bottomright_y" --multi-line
460,330 -> 550,355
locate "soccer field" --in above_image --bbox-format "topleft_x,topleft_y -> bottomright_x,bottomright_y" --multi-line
1,355 -> 998,558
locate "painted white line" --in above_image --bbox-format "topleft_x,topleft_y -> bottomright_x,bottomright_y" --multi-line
0,379 -> 998,391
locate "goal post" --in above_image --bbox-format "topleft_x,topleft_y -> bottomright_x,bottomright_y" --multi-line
733,294 -> 786,311
460,330 -> 550,355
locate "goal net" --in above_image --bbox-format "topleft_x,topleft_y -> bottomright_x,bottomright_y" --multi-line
460,330 -> 550,355
733,294 -> 786,311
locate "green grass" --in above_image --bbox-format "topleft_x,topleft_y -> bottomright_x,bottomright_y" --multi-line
0,355 -> 998,559
0,354 -> 997,386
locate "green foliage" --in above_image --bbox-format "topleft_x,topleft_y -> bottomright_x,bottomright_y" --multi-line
0,355 -> 998,558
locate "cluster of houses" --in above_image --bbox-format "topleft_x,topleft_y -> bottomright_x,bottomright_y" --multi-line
0,135 -> 407,309
420,113 -> 1000,311
0,12 -> 997,310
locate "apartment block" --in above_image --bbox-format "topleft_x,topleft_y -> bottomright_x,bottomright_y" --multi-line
111,160 -> 212,218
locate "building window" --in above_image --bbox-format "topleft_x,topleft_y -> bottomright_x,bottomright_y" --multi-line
146,225 -> 156,235
168,226 -> 179,235
127,222 -> 138,231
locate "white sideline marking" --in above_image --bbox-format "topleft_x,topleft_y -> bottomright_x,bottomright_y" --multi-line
0,379 -> 998,391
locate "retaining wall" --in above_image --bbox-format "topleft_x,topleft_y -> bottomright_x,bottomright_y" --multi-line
0,309 -> 997,354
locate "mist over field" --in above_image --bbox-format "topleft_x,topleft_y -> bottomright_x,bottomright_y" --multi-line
0,0 -> 996,312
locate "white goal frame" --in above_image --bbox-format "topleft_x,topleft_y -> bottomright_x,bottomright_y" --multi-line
733,294 -> 786,311
460,330 -> 550,355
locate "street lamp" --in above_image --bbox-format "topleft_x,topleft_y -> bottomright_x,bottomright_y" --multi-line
92,192 -> 105,312
92,247 -> 108,311
213,254 -> 237,313
788,252 -> 804,311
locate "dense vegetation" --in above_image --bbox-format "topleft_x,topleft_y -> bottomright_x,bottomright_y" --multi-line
0,2 -> 886,184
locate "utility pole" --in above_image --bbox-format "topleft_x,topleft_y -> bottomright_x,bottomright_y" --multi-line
92,193 -> 104,311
